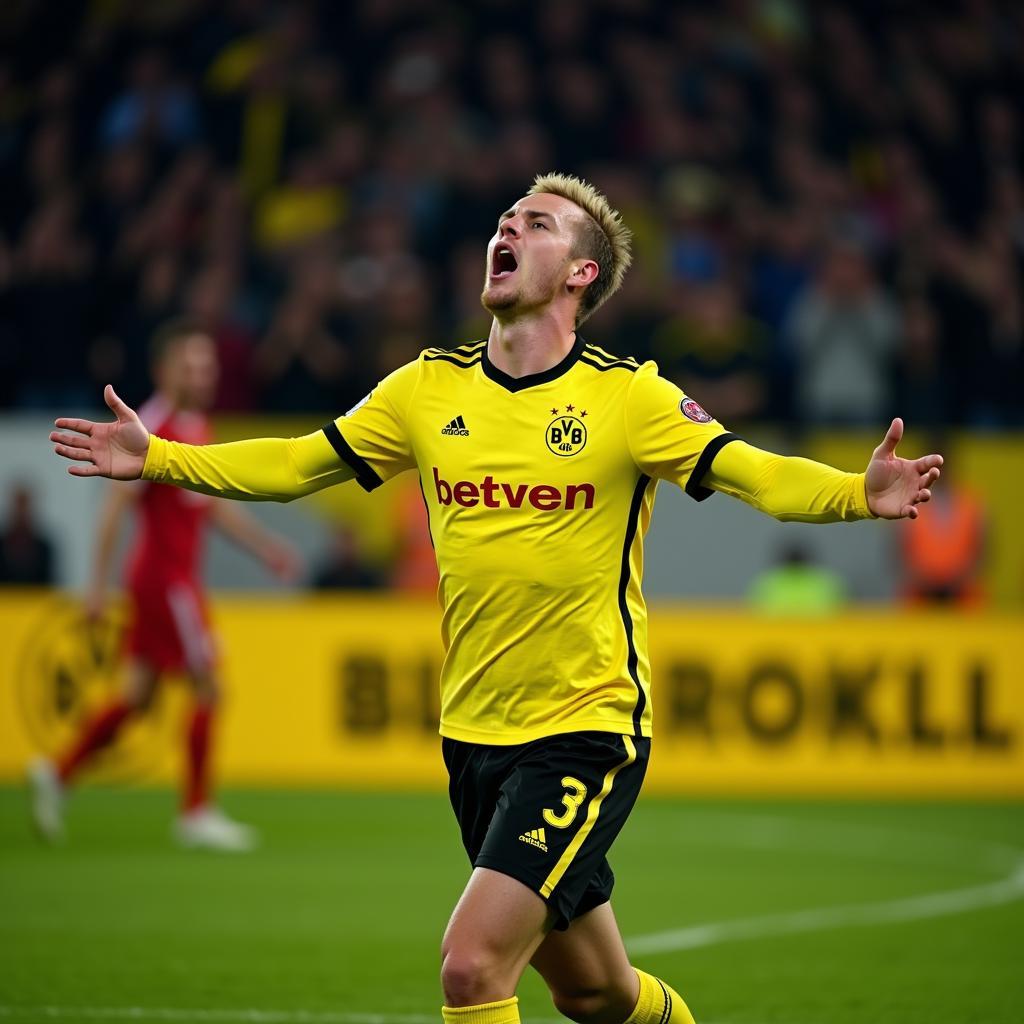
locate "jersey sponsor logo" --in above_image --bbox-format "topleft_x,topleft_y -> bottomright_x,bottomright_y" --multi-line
546,414 -> 587,457
680,397 -> 714,423
432,467 -> 595,511
518,827 -> 548,852
440,414 -> 470,437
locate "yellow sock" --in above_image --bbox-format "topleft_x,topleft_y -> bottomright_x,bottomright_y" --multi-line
441,996 -> 520,1024
626,969 -> 696,1024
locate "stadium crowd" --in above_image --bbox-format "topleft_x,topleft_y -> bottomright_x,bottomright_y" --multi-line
0,0 -> 1021,427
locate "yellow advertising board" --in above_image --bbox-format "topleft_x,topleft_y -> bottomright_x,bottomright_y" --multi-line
1,592 -> 1020,795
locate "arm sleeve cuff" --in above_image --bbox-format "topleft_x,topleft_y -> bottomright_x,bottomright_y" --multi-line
857,474 -> 877,519
321,421 -> 384,492
684,433 -> 742,501
141,435 -> 168,481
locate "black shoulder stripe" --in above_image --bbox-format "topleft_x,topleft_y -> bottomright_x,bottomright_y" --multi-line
685,432 -> 742,502
585,344 -> 638,367
580,353 -> 639,373
423,353 -> 483,368
446,340 -> 487,356
321,421 -> 384,493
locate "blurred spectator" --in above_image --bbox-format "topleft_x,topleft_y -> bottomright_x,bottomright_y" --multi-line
254,257 -> 349,412
652,281 -> 768,422
748,544 -> 846,616
391,485 -> 440,595
312,525 -> 382,590
89,144 -> 152,268
21,119 -> 73,217
0,1 -> 1019,428
0,485 -> 54,585
108,252 -> 184,404
898,456 -> 987,607
372,271 -> 439,376
184,262 -> 257,411
477,35 -> 535,120
11,191 -> 96,407
338,206 -> 423,314
100,50 -> 199,152
254,149 -> 346,252
787,240 -> 900,426
548,61 -> 612,168
446,240 -> 494,341
662,167 -> 728,286
897,298 -> 948,430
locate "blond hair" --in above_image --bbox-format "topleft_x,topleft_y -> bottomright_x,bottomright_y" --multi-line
528,172 -> 633,325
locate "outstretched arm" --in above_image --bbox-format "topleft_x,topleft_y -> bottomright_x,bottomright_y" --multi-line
705,418 -> 942,522
51,385 -> 355,502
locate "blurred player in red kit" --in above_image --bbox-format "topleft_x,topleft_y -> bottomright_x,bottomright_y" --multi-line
29,319 -> 300,850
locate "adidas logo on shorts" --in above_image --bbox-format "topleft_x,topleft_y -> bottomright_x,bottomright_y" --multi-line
518,827 -> 548,852
441,415 -> 470,436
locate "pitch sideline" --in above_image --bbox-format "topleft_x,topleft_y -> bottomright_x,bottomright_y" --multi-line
626,813 -> 1024,955
4,814 -> 1019,1024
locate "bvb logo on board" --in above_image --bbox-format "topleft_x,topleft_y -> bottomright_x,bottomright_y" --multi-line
546,414 -> 588,457
16,598 -> 175,782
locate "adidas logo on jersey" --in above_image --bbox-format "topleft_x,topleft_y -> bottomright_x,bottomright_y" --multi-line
441,415 -> 470,436
518,827 -> 548,852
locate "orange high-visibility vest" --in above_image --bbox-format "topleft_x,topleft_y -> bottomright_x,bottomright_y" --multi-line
391,483 -> 440,594
900,487 -> 985,605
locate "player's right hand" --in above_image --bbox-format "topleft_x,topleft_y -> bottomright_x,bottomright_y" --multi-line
50,385 -> 150,481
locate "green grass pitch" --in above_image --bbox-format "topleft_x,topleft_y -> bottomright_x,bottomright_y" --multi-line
1,788 -> 1021,1023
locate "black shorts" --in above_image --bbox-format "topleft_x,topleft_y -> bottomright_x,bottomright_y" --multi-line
442,730 -> 650,930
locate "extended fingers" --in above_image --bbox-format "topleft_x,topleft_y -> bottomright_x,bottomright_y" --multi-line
914,453 -> 943,471
898,473 -> 937,519
53,417 -> 95,435
50,430 -> 92,448
53,442 -> 95,462
51,429 -> 95,463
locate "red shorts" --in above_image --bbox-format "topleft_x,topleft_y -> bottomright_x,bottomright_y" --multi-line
124,577 -> 216,675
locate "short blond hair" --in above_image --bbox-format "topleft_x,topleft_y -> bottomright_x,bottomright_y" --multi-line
528,172 -> 633,325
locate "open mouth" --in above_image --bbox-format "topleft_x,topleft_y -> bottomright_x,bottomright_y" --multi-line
490,245 -> 518,279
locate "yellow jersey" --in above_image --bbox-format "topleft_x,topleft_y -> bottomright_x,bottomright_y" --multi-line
324,336 -> 733,745
143,337 -> 871,743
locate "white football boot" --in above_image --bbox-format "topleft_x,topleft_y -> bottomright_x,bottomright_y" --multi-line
28,757 -> 65,843
174,805 -> 258,852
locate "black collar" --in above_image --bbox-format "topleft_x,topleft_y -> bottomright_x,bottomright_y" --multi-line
481,334 -> 585,393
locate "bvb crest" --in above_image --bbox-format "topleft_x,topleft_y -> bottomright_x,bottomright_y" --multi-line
546,415 -> 588,457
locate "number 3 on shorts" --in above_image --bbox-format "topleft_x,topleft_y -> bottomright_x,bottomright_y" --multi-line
543,776 -> 588,829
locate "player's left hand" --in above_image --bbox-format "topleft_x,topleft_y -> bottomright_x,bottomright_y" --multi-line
864,418 -> 943,520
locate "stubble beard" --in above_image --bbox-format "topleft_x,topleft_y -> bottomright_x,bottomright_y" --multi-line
480,281 -> 523,318
481,270 -> 561,322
